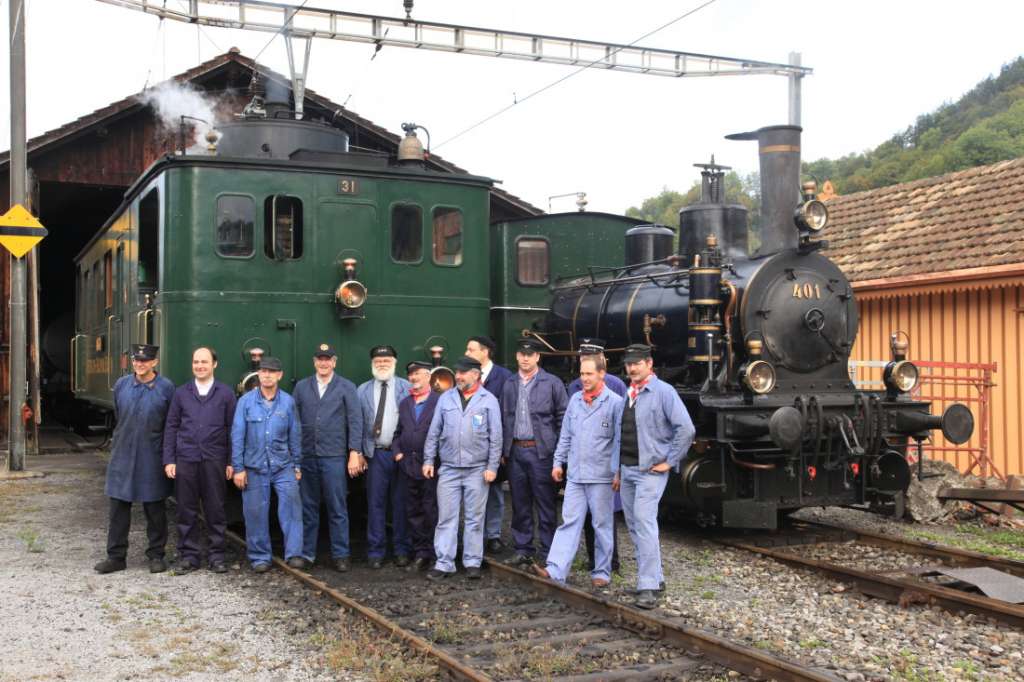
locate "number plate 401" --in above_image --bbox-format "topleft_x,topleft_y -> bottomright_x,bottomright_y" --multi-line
792,282 -> 822,299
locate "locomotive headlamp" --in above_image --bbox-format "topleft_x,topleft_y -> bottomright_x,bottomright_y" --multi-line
335,258 -> 367,319
741,359 -> 776,394
794,199 -> 828,233
884,360 -> 919,394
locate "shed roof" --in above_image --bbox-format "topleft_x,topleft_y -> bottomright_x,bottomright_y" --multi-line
824,157 -> 1024,284
0,49 -> 542,218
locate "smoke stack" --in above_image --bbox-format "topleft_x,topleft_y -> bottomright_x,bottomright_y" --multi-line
725,125 -> 802,257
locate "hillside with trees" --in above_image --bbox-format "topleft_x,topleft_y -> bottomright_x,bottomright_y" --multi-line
803,57 -> 1024,194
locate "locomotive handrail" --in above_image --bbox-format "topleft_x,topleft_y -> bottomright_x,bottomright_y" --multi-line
106,315 -> 116,389
70,334 -> 85,394
552,267 -> 691,292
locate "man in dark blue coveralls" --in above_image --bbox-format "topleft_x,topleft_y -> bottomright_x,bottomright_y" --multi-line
292,343 -> 363,572
95,344 -> 176,575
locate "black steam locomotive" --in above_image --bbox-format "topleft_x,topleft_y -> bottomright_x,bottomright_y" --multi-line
536,125 -> 974,528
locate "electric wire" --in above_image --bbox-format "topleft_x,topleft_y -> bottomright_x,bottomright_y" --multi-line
434,0 -> 718,150
253,0 -> 311,62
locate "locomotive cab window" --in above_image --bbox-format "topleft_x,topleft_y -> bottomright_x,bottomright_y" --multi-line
216,195 -> 255,257
516,237 -> 550,286
432,206 -> 463,266
391,204 -> 423,263
265,195 -> 303,260
138,188 -> 159,293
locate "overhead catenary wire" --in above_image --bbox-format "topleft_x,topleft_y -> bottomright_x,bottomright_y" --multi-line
434,0 -> 718,150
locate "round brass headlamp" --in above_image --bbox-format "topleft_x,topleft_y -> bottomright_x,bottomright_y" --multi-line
742,360 -> 776,394
884,360 -> 919,393
795,199 -> 828,233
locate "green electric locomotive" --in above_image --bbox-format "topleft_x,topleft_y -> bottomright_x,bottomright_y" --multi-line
73,99 -> 492,407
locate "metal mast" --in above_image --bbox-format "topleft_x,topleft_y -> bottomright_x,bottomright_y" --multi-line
7,0 -> 27,471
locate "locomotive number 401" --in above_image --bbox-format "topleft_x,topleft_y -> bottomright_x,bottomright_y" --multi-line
792,282 -> 822,299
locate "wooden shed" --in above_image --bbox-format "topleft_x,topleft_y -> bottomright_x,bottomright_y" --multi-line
0,49 -> 540,443
826,158 -> 1024,478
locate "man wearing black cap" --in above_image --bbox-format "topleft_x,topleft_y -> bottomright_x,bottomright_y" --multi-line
357,345 -> 411,568
292,344 -> 363,571
566,339 -> 626,575
619,344 -> 694,609
95,344 -> 176,574
500,337 -> 567,565
393,360 -> 441,571
230,356 -> 305,572
465,335 -> 513,553
422,355 -> 502,579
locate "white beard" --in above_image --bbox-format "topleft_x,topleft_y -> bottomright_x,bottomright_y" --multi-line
371,365 -> 395,382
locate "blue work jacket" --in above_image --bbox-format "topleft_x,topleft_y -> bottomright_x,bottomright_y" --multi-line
500,368 -> 568,459
424,387 -> 502,471
483,363 -> 513,405
568,373 -> 627,398
293,373 -> 362,457
554,388 -> 624,484
230,388 -> 302,474
627,375 -> 695,470
357,376 -> 411,457
394,391 -> 440,479
105,373 -> 176,502
162,380 -> 236,466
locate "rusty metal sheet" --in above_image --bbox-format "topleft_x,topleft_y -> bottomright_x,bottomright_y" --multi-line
935,567 -> 1024,604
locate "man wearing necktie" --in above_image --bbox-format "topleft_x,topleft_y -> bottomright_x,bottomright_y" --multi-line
358,345 -> 411,568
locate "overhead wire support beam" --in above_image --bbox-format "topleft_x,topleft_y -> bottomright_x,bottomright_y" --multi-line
94,0 -> 813,79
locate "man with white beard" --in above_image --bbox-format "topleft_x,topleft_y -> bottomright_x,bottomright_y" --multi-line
357,345 -> 411,568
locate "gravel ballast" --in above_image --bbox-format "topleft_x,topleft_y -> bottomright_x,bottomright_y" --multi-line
0,453 -> 369,682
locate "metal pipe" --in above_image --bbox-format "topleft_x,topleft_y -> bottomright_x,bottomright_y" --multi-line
7,0 -> 28,472
788,52 -> 802,126
27,173 -> 41,456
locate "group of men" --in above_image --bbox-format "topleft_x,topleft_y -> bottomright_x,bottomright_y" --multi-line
93,334 -> 694,609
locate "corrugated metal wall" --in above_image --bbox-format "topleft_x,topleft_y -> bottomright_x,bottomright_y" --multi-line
851,281 -> 1024,477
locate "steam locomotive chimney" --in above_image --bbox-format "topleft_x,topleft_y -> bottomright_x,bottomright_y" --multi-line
725,125 -> 802,257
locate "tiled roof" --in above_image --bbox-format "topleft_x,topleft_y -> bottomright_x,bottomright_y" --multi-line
824,157 -> 1024,282
0,50 -> 542,217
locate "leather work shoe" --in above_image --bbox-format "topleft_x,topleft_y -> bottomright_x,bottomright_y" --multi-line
148,557 -> 168,574
485,538 -> 505,554
634,590 -> 659,610
591,577 -> 610,588
333,557 -> 350,573
252,563 -> 271,574
426,568 -> 450,581
170,562 -> 198,576
394,555 -> 411,568
531,563 -> 551,580
409,557 -> 429,572
93,559 -> 126,574
465,566 -> 482,580
511,553 -> 532,567
368,557 -> 384,570
209,562 -> 228,574
287,556 -> 310,569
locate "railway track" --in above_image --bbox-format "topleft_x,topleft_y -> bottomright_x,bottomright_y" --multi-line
713,520 -> 1024,629
222,528 -> 836,681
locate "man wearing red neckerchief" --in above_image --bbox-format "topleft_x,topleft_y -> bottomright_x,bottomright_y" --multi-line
619,344 -> 694,609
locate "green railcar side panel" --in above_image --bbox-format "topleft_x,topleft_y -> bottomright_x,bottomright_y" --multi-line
490,212 -> 643,369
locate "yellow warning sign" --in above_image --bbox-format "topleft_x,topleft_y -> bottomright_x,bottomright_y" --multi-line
0,204 -> 47,258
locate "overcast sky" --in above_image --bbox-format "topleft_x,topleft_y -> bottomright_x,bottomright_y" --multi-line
1,0 -> 1022,213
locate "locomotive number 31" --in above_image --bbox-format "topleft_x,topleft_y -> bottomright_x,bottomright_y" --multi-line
792,282 -> 822,299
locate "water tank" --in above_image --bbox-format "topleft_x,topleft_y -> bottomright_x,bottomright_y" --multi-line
625,225 -> 675,266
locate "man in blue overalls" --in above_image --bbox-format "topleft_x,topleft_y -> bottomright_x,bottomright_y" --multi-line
619,344 -> 694,609
292,344 -> 363,572
95,344 -> 175,574
230,356 -> 304,572
422,356 -> 502,580
501,337 -> 567,565
534,353 -> 623,587
358,345 -> 411,568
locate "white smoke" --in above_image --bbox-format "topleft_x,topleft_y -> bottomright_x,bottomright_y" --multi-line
138,80 -> 222,154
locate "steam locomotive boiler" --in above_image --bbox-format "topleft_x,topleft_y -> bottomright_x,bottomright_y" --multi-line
539,125 -> 975,528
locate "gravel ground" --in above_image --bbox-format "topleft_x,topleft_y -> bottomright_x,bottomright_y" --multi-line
554,510 -> 1024,681
0,452 -> 373,682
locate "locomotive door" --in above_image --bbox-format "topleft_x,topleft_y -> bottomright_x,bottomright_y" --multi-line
108,239 -> 127,388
